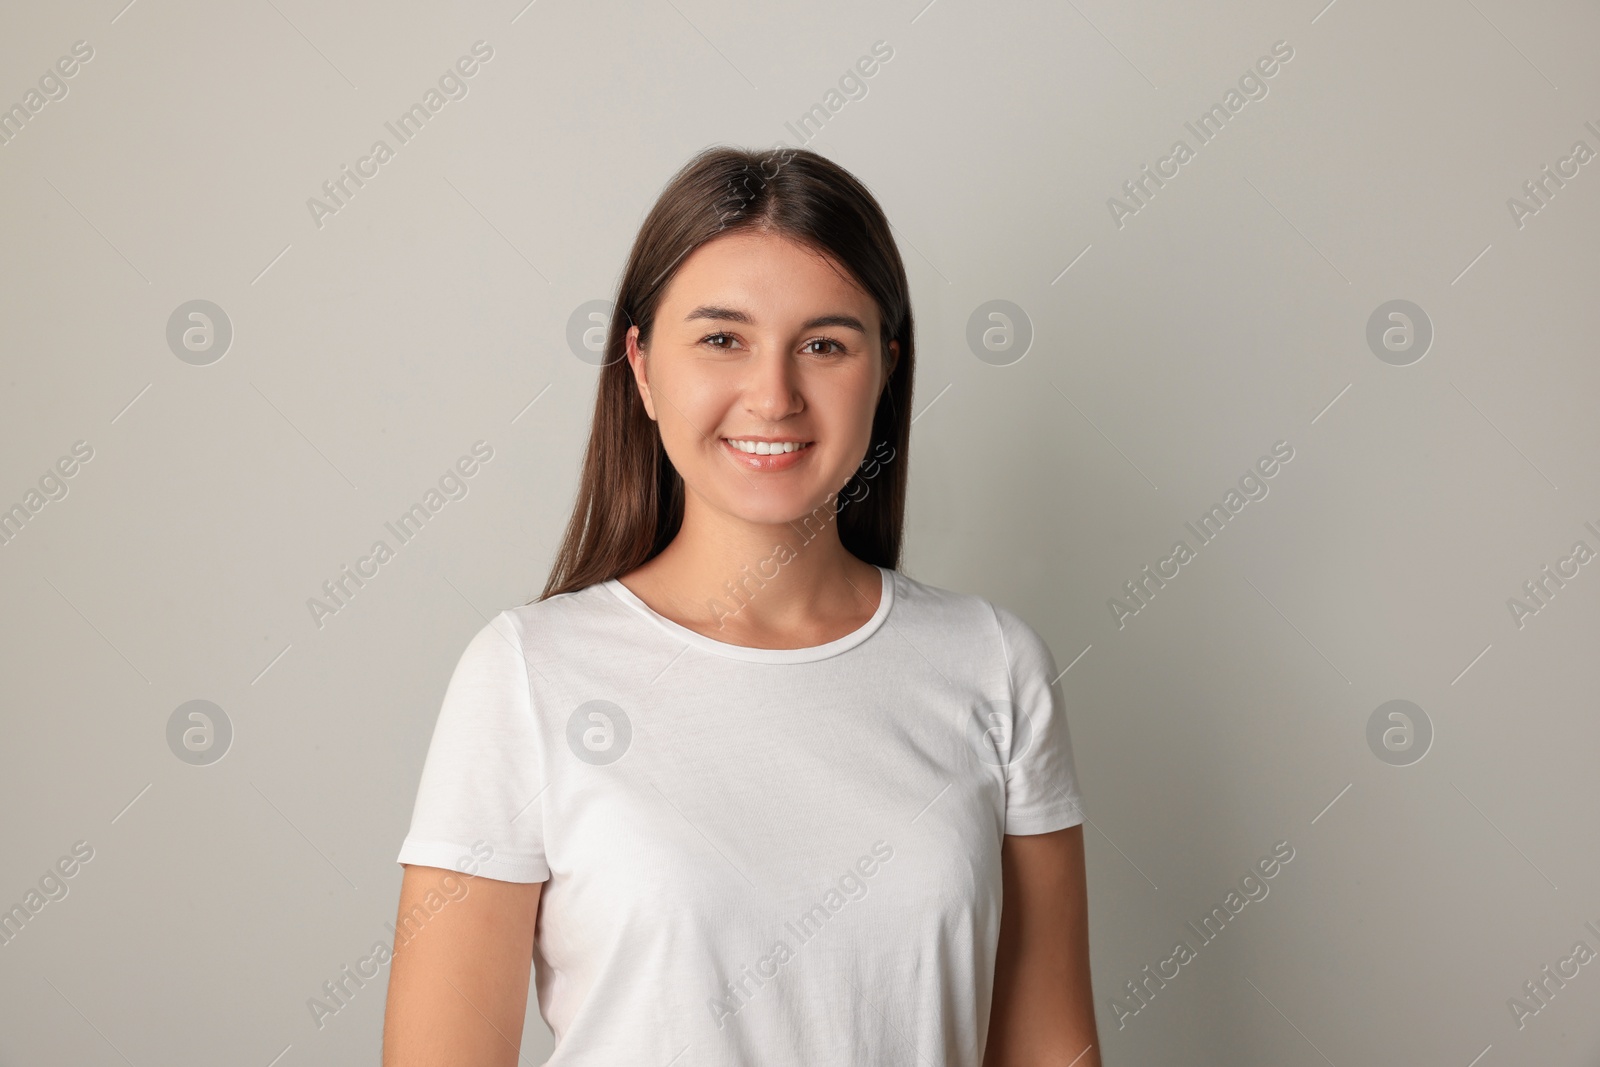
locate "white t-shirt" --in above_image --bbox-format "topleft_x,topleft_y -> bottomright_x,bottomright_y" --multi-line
396,565 -> 1086,1065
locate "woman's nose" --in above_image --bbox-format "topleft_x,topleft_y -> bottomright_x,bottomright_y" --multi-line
744,348 -> 804,420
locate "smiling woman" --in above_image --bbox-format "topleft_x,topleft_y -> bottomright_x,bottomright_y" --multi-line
619,229 -> 897,543
384,145 -> 1100,1067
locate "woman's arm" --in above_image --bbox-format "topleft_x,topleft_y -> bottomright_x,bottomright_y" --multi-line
985,823 -> 1102,1067
382,863 -> 543,1066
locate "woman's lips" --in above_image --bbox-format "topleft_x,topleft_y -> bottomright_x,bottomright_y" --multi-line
719,438 -> 814,471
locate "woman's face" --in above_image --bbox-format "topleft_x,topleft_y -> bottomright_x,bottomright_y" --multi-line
627,229 -> 899,528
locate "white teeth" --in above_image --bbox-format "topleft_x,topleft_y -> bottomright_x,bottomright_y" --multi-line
726,439 -> 810,455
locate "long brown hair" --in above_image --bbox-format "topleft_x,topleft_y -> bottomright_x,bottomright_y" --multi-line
536,145 -> 916,602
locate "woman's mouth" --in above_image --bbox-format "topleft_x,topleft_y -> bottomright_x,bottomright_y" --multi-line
720,437 -> 814,470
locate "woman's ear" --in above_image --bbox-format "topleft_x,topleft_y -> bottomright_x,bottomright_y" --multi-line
626,326 -> 657,421
882,338 -> 900,395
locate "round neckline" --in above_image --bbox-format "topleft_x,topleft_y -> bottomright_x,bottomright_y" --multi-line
601,565 -> 895,664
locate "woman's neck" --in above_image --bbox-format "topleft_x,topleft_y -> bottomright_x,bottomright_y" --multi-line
615,504 -> 882,649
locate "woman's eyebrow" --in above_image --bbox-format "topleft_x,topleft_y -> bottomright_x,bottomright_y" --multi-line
683,305 -> 867,334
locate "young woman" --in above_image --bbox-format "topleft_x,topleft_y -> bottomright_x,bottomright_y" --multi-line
383,146 -> 1100,1066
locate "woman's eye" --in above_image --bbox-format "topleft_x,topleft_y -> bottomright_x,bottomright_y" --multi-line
699,334 -> 844,355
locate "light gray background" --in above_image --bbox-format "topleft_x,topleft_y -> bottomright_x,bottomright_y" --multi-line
2,0 -> 1598,1064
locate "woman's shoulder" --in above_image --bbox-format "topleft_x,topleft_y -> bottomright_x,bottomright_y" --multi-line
888,568 -> 1034,645
499,578 -> 622,640
891,570 -> 1062,691
451,580 -> 621,667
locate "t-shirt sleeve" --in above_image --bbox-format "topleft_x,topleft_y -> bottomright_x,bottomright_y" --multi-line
991,604 -> 1086,836
395,609 -> 550,882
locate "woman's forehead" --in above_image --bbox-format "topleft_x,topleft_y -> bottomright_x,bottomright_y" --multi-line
660,235 -> 875,322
